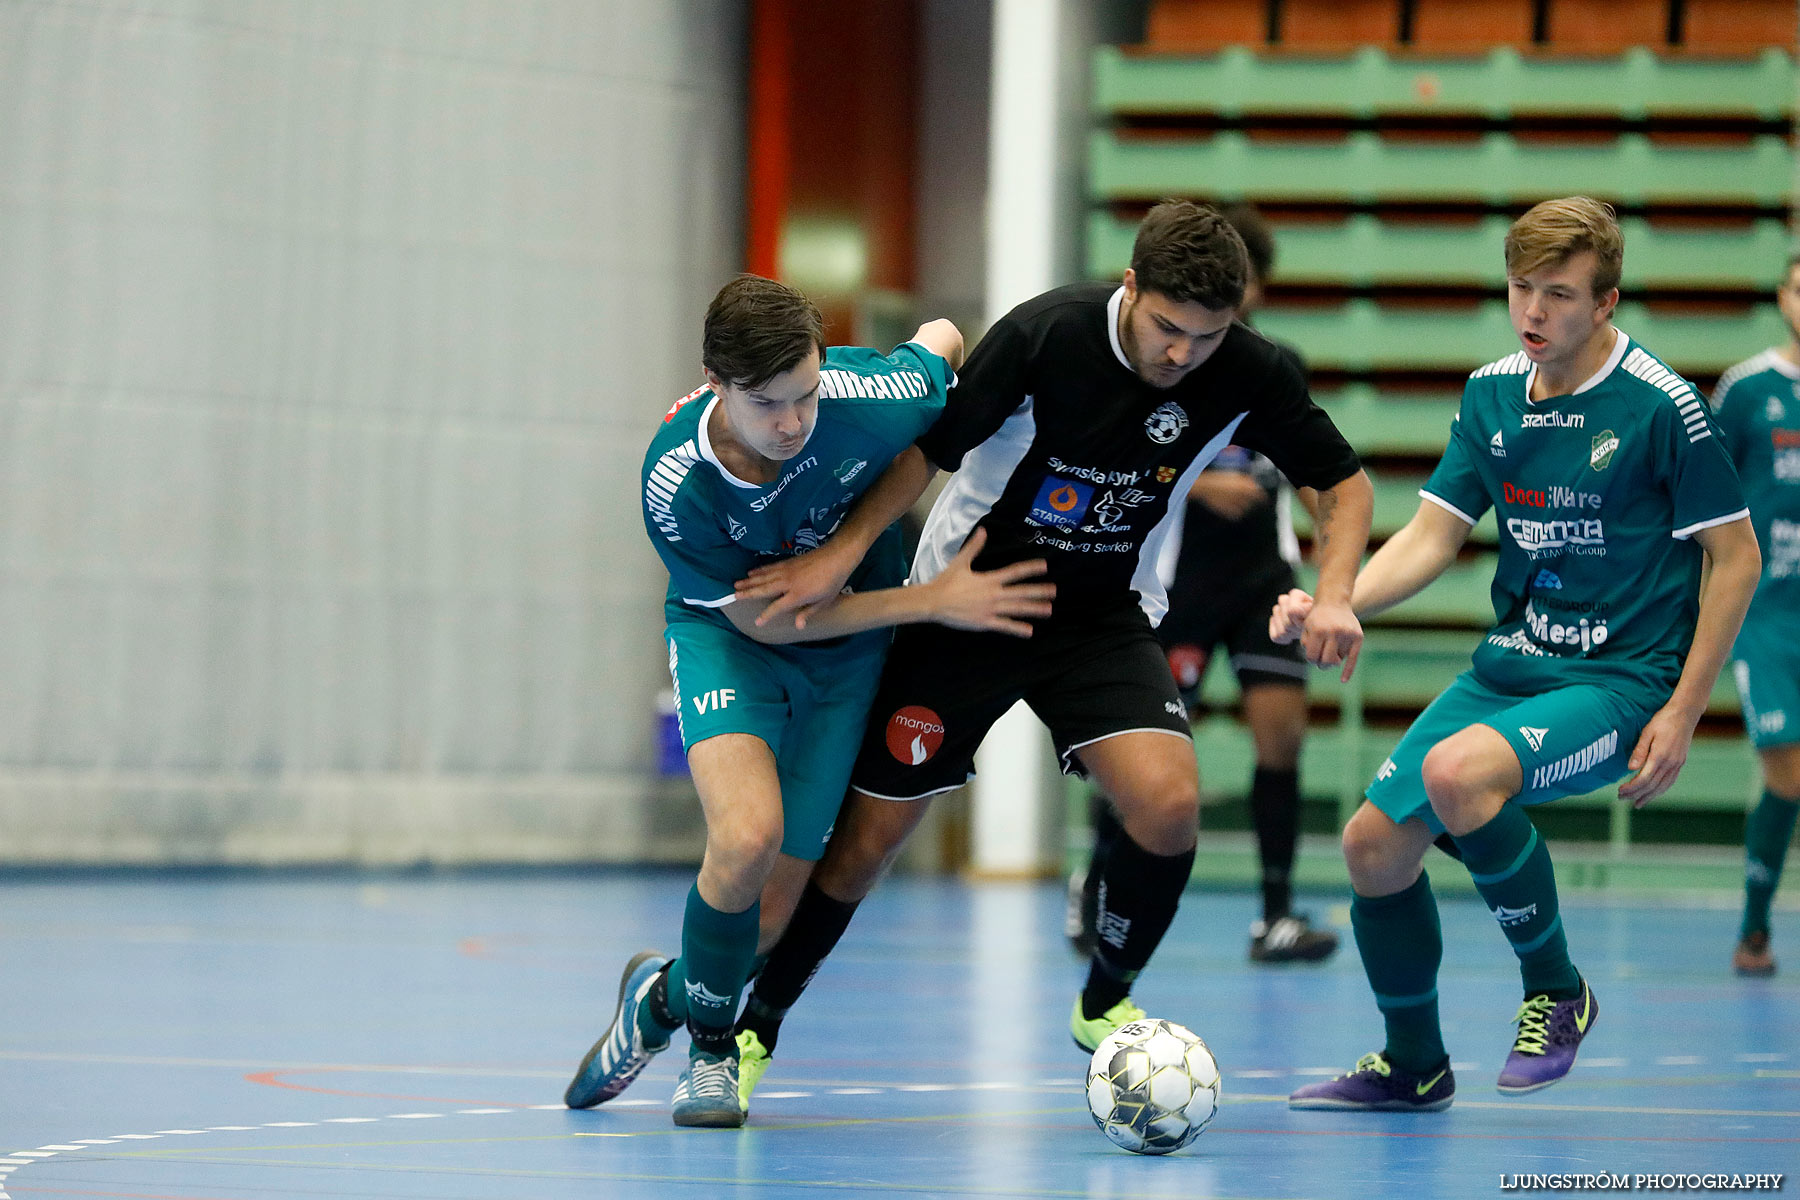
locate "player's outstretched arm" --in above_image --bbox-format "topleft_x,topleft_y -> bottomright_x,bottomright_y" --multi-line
1620,516 -> 1761,808
721,527 -> 1052,645
1299,469 -> 1374,681
734,445 -> 940,628
1269,495 -> 1470,662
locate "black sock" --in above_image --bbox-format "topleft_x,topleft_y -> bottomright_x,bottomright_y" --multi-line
1088,791 -> 1123,877
734,881 -> 860,1052
1250,766 -> 1300,921
1082,830 -> 1196,1018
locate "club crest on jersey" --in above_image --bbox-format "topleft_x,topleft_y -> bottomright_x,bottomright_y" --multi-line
1145,402 -> 1189,444
1589,430 -> 1619,471
1770,395 -> 1788,422
1156,465 -> 1177,483
1028,475 -> 1093,528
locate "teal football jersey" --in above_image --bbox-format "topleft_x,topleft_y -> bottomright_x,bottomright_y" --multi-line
1422,332 -> 1748,702
641,342 -> 952,632
1710,349 -> 1800,632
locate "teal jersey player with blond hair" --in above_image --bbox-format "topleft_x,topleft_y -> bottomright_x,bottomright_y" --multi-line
1275,198 -> 1759,1114
563,275 -> 1053,1129
1711,253 -> 1800,977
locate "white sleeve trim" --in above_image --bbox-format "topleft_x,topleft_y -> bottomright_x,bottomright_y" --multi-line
680,593 -> 737,609
1671,509 -> 1750,540
1419,489 -> 1478,527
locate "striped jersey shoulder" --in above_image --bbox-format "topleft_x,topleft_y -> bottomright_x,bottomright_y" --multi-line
1469,350 -> 1530,380
1710,349 -> 1782,407
1617,344 -> 1713,444
643,436 -> 704,544
816,345 -> 940,406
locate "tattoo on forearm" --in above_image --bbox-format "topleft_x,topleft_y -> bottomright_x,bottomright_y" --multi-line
1316,490 -> 1338,554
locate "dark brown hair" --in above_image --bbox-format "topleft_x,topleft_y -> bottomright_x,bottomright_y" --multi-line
1504,197 -> 1625,298
702,274 -> 826,389
1130,200 -> 1248,311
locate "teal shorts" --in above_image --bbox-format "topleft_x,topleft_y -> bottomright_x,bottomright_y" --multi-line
1731,620 -> 1800,749
1367,670 -> 1655,834
665,617 -> 889,861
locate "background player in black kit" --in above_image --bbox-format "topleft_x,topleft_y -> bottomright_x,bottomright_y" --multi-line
727,201 -> 1374,1101
1069,205 -> 1340,965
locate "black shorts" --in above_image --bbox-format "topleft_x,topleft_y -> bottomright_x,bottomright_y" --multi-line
849,608 -> 1192,801
1158,562 -> 1306,704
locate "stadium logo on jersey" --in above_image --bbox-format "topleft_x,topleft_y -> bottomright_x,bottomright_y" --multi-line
1522,411 -> 1584,428
1533,569 -> 1563,590
749,456 -> 819,511
1156,465 -> 1177,483
886,705 -> 945,766
1589,430 -> 1619,471
727,515 -> 747,542
1519,726 -> 1549,753
1489,430 -> 1506,457
1144,401 -> 1189,444
834,457 -> 869,484
1029,475 -> 1094,528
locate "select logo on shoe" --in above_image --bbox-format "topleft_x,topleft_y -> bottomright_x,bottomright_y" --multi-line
1491,902 -> 1538,927
1416,1068 -> 1448,1096
886,705 -> 945,766
1520,726 -> 1549,753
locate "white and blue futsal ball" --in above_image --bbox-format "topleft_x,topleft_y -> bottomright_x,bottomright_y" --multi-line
1084,1018 -> 1221,1154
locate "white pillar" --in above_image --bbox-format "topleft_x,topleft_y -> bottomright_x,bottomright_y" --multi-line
971,0 -> 1067,877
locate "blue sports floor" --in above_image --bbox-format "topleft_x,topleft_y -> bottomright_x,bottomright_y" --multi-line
1,868 -> 1794,1199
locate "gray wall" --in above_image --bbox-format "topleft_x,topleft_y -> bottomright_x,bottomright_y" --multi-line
0,0 -> 745,864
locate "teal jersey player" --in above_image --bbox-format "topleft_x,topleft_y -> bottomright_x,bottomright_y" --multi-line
1279,198 -> 1760,1115
645,341 -> 953,634
1712,349 -> 1800,654
567,275 -> 1053,1129
1711,256 -> 1800,978
1425,335 -> 1748,713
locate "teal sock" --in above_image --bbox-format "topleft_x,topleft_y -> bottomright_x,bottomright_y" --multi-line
1350,873 -> 1447,1074
1743,789 -> 1800,937
648,885 -> 760,1056
1453,804 -> 1578,998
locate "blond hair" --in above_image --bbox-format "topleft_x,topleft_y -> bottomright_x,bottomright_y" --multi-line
1504,197 -> 1624,298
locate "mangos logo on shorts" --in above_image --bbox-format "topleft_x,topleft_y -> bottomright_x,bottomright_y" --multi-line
1029,475 -> 1093,529
886,705 -> 946,766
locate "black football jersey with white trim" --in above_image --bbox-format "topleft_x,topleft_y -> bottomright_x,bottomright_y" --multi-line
913,283 -> 1360,626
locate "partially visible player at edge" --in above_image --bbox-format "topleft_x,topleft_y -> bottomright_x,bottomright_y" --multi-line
1278,197 -> 1759,1112
1709,252 -> 1800,977
725,200 -> 1374,1106
563,274 -> 1055,1128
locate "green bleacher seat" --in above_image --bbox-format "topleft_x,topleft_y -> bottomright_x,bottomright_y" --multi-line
1090,129 -> 1794,208
1093,45 -> 1796,121
1311,386 -> 1460,455
1086,211 -> 1791,291
1254,299 -> 1786,375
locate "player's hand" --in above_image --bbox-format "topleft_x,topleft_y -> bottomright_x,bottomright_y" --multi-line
1300,598 -> 1363,683
1618,702 -> 1701,808
1188,472 -> 1266,520
734,538 -> 860,629
1268,588 -> 1314,645
925,527 -> 1054,637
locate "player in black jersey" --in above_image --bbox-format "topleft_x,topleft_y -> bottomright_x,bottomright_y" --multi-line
726,202 -> 1373,1102
1069,205 -> 1340,965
